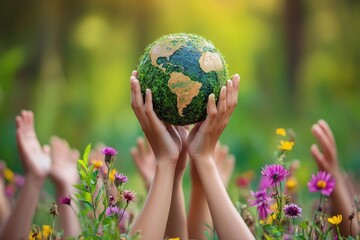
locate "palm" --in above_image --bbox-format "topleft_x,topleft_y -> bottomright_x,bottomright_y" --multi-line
49,136 -> 79,187
16,110 -> 51,179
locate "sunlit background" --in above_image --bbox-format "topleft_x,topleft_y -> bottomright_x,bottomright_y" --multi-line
1,0 -> 359,222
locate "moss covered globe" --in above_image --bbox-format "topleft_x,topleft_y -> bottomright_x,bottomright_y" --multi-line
137,33 -> 228,125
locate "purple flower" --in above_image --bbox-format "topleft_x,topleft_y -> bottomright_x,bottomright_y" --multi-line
307,170 -> 335,196
101,147 -> 118,164
14,174 -> 25,187
284,203 -> 302,218
122,190 -> 136,203
259,176 -> 272,190
105,205 -> 121,217
114,173 -> 128,187
101,147 -> 118,156
59,196 -> 71,206
261,164 -> 289,186
5,184 -> 15,198
248,189 -> 272,219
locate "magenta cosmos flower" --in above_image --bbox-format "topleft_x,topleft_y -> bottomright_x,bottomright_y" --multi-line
248,189 -> 272,219
307,170 -> 335,196
284,203 -> 302,218
261,164 -> 289,186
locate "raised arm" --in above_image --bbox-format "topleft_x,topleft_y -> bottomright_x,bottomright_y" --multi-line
311,119 -> 359,236
0,110 -> 52,239
188,142 -> 235,240
187,75 -> 254,240
49,136 -> 81,238
129,71 -> 182,240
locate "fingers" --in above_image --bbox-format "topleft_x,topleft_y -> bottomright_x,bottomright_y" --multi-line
311,123 -> 336,160
310,143 -> 326,170
317,119 -> 336,147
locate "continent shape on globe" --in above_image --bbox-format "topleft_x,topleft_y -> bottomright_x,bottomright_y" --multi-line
137,33 -> 228,125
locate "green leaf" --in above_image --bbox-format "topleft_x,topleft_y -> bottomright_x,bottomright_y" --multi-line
83,143 -> 92,166
73,184 -> 89,193
77,159 -> 88,173
94,187 -> 103,209
80,199 -> 93,208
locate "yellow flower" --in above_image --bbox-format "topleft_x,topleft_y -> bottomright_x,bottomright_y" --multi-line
41,225 -> 52,238
4,168 -> 14,182
91,160 -> 103,169
109,169 -> 117,182
169,238 -> 180,240
286,177 -> 297,192
259,213 -> 276,225
278,140 -> 294,151
276,128 -> 286,137
328,214 -> 342,225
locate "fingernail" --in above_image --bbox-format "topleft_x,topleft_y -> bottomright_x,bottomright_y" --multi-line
146,89 -> 150,95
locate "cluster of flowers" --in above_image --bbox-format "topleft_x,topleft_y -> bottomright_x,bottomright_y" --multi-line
30,144 -> 139,240
0,161 -> 25,198
235,128 -> 360,239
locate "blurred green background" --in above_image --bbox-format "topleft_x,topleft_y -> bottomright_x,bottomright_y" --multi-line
1,0 -> 360,212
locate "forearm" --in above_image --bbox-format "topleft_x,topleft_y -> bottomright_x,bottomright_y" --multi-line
131,161 -> 176,239
330,172 -> 359,236
165,175 -> 188,240
194,156 -> 254,240
0,174 -> 44,239
188,180 -> 212,240
55,184 -> 81,238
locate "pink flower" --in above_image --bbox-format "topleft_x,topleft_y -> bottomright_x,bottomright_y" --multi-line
261,164 -> 289,186
122,190 -> 136,203
59,196 -> 71,205
307,171 -> 335,196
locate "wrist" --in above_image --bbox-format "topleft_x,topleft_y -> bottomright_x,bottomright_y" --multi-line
25,173 -> 46,186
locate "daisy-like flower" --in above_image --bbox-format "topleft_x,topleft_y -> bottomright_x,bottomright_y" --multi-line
105,205 -> 121,217
278,140 -> 294,151
59,196 -> 71,206
307,170 -> 335,196
41,225 -> 52,238
261,164 -> 289,186
91,160 -> 103,169
284,203 -> 302,218
3,168 -> 14,182
122,190 -> 136,203
114,173 -> 128,187
328,214 -> 342,225
102,146 -> 118,164
248,189 -> 272,219
276,128 -> 287,137
109,169 -> 117,182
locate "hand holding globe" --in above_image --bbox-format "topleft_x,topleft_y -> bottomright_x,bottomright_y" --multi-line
137,33 -> 229,125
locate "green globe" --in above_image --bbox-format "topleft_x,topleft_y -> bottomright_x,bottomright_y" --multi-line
137,33 -> 228,125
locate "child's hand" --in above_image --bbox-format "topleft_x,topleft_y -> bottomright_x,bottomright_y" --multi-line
131,137 -> 156,190
311,119 -> 340,177
214,142 -> 235,188
15,110 -> 51,180
49,136 -> 80,189
130,71 -> 182,164
188,75 -> 239,161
